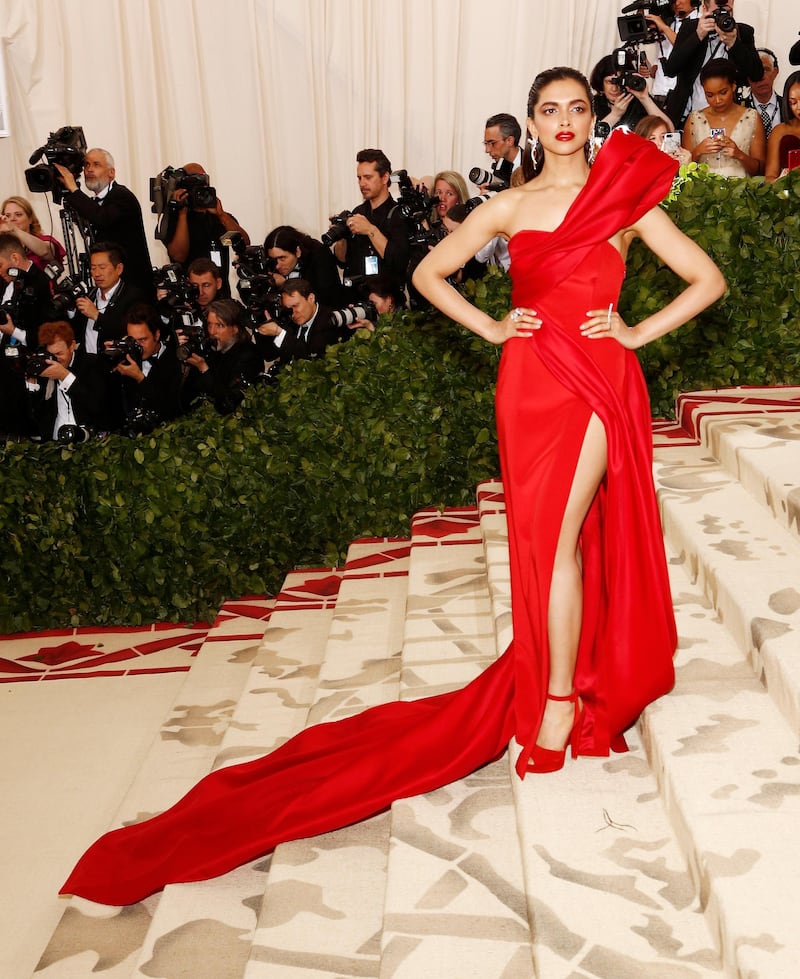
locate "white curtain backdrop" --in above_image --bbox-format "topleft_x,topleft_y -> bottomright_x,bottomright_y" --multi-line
0,0 -> 796,263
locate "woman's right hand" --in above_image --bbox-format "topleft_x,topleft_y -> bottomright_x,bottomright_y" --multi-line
608,92 -> 634,121
694,134 -> 722,156
485,307 -> 542,345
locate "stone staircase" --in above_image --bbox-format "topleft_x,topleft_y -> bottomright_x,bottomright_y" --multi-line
32,388 -> 800,978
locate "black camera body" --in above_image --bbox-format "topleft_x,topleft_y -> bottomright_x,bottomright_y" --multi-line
711,0 -> 735,33
25,126 -> 87,204
611,45 -> 648,93
176,323 -> 213,363
51,274 -> 92,315
24,346 -> 52,379
103,335 -> 143,369
321,210 -> 353,247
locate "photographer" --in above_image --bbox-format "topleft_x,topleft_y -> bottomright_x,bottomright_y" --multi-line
328,148 -> 411,297
106,304 -> 182,431
72,242 -> 145,353
590,53 -> 674,130
26,320 -> 109,441
664,0 -> 763,127
481,113 -> 522,188
164,163 -> 249,291
645,0 -> 700,108
179,298 -> 262,414
264,225 -> 349,307
0,231 -> 57,435
54,148 -> 153,298
255,278 -> 349,364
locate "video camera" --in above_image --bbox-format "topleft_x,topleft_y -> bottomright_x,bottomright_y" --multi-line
25,126 -> 87,205
150,166 -> 217,241
393,170 -> 439,225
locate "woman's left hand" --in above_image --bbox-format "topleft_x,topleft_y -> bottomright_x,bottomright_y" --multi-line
580,307 -> 640,349
717,136 -> 739,159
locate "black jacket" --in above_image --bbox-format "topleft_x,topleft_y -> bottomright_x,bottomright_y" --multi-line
28,346 -> 110,439
72,279 -> 146,349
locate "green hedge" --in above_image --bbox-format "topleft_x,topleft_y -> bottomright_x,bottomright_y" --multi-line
2,168 -> 799,632
624,165 -> 800,416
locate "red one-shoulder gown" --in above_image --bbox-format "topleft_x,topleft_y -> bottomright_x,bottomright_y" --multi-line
61,131 -> 678,906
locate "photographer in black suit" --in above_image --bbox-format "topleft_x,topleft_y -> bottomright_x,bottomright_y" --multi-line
255,279 -> 348,365
664,0 -> 763,126
0,231 -> 56,435
27,320 -> 109,441
179,298 -> 263,414
106,304 -> 183,431
72,242 -> 145,353
164,163 -> 249,292
54,148 -> 153,297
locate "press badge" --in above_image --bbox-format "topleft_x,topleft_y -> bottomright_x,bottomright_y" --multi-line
365,255 -> 379,275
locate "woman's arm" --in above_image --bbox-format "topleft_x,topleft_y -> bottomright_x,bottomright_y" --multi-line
0,221 -> 53,260
412,193 -> 540,344
764,124 -> 787,182
581,205 -> 725,348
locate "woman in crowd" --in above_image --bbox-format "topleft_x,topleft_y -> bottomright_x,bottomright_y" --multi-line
682,59 -> 765,177
60,66 -> 724,908
429,170 -> 468,226
263,224 -> 348,307
0,195 -> 66,269
634,115 -> 692,165
590,54 -> 673,132
764,71 -> 800,181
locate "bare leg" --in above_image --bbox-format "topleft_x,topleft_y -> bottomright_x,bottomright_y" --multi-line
536,413 -> 608,751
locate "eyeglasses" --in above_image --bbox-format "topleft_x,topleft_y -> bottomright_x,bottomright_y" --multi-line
483,138 -> 505,148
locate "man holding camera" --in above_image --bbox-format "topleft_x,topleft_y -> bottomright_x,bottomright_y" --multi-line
27,320 -> 109,441
255,279 -> 347,364
0,232 -> 56,435
179,298 -> 263,414
54,149 -> 153,298
664,0 -> 763,126
106,305 -> 182,430
482,113 -> 522,188
164,163 -> 249,291
72,242 -> 145,354
744,49 -> 785,140
332,149 -> 410,298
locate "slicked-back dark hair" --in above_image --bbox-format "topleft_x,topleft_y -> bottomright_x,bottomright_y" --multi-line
521,67 -> 593,183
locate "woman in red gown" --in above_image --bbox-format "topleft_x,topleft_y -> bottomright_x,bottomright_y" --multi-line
61,68 -> 725,907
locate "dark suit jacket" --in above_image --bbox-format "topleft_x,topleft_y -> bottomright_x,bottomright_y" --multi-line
111,342 -> 183,429
28,346 -> 110,439
183,339 -> 264,413
298,245 -> 350,308
255,305 -> 349,363
664,19 -> 763,125
0,264 -> 56,435
72,279 -> 146,349
1,262 -> 57,348
63,182 -> 153,297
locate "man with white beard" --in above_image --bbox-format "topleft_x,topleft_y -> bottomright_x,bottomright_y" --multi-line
55,148 -> 153,297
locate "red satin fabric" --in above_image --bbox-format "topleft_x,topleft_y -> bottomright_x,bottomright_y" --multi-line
61,131 -> 678,906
